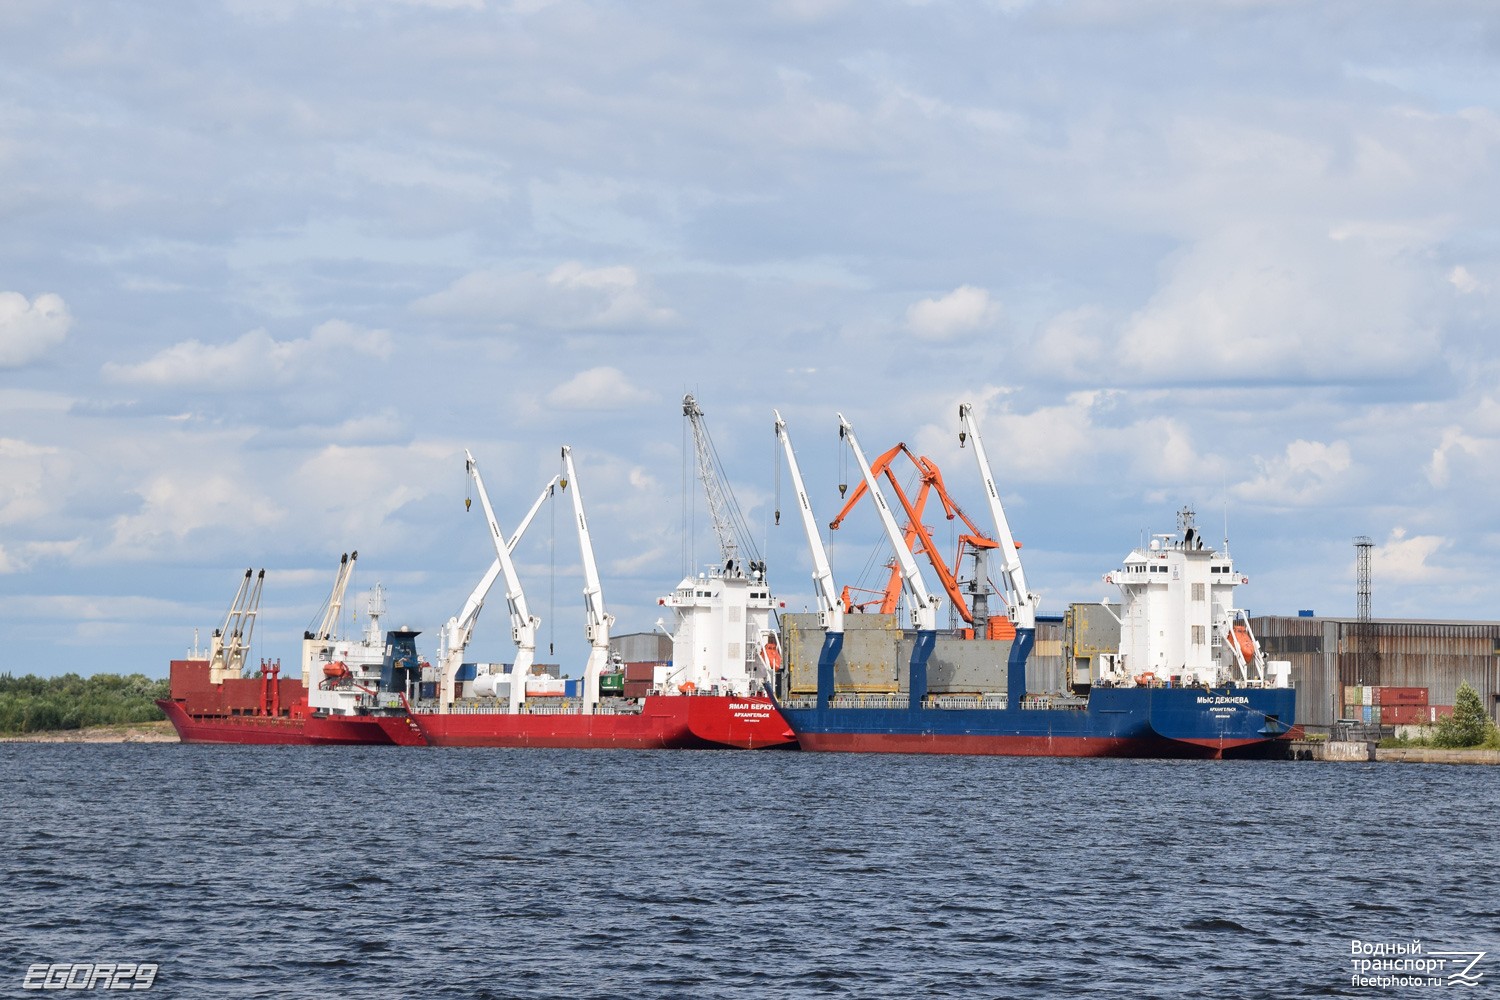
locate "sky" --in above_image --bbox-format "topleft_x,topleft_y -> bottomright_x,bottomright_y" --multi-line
3,0 -> 1500,678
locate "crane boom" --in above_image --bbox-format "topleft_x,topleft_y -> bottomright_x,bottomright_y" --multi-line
959,403 -> 1035,630
774,411 -> 842,632
316,551 -> 357,640
838,414 -> 938,632
563,446 -> 615,714
683,393 -> 759,572
466,449 -> 538,713
439,476 -> 558,711
777,410 -> 845,707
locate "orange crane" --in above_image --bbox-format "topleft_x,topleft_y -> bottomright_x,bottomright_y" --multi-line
827,443 -> 1015,639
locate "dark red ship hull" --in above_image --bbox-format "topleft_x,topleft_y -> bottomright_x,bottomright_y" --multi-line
157,699 -> 427,745
413,695 -> 796,749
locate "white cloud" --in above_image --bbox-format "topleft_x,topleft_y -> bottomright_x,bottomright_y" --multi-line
0,437 -> 63,526
413,262 -> 676,330
0,292 -> 72,367
545,367 -> 655,410
1115,226 -> 1435,380
292,442 -> 453,539
103,320 -> 391,386
1233,439 -> 1352,505
1372,526 -> 1447,583
905,285 -> 1002,341
1448,265 -> 1485,295
1427,425 -> 1485,488
110,473 -> 286,554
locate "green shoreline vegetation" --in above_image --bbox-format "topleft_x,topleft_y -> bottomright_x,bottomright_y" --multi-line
1380,681 -> 1500,750
0,673 -> 168,734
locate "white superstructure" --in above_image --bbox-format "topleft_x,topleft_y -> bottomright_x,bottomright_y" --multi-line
659,566 -> 775,696
304,584 -> 406,715
1102,508 -> 1280,687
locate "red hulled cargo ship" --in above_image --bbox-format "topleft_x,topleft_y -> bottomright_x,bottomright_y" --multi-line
412,418 -> 798,750
156,560 -> 427,746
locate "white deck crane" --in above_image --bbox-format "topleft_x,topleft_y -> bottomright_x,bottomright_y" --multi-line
466,449 -> 539,714
958,403 -> 1037,631
210,568 -> 264,683
301,551 -> 357,689
775,411 -> 843,705
958,402 -> 1038,710
840,413 -> 939,711
839,414 -> 939,632
562,446 -> 615,714
439,477 -> 559,712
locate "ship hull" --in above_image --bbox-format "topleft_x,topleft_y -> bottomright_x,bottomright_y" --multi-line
413,695 -> 797,749
157,699 -> 427,746
777,686 -> 1296,759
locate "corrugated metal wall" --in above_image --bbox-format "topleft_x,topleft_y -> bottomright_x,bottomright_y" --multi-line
608,632 -> 672,664
1253,616 -> 1500,732
1030,618 -> 1066,694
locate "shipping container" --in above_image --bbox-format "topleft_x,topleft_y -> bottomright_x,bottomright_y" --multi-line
1363,706 -> 1372,723
1377,687 -> 1428,705
622,680 -> 651,698
609,632 -> 673,664
1346,685 -> 1362,706
599,671 -> 624,695
1381,704 -> 1428,725
419,682 -> 437,700
623,662 -> 659,682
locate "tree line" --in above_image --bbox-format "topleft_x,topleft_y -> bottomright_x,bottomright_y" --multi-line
0,672 -> 169,734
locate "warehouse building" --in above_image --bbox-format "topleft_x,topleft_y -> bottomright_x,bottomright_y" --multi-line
1250,615 -> 1500,735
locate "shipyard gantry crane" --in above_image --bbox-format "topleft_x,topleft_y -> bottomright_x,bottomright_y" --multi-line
827,441 -> 1006,637
839,414 -> 939,710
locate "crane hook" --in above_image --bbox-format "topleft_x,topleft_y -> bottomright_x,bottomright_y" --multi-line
774,509 -> 780,526
465,497 -> 471,512
839,483 -> 847,498
959,431 -> 967,448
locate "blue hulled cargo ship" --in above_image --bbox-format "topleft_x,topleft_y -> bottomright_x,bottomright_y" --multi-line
768,406 -> 1297,759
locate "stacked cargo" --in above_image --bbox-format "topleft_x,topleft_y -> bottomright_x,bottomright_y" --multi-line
622,662 -> 660,699
1342,685 -> 1454,725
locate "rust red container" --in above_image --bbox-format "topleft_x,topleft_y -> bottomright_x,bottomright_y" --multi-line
1374,687 -> 1428,706
622,662 -> 659,682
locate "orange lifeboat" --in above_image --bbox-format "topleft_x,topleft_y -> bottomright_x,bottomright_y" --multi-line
1230,621 -> 1257,663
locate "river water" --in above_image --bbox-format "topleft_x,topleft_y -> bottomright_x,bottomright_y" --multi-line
3,745 -> 1496,998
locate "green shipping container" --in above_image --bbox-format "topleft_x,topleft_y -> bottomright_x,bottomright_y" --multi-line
598,671 -> 625,695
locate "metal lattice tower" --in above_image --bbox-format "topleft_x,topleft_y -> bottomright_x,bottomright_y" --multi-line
1354,536 -> 1374,683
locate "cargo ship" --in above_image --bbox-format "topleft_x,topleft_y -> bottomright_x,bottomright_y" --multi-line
157,557 -> 427,746
410,407 -> 796,749
767,406 -> 1296,759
